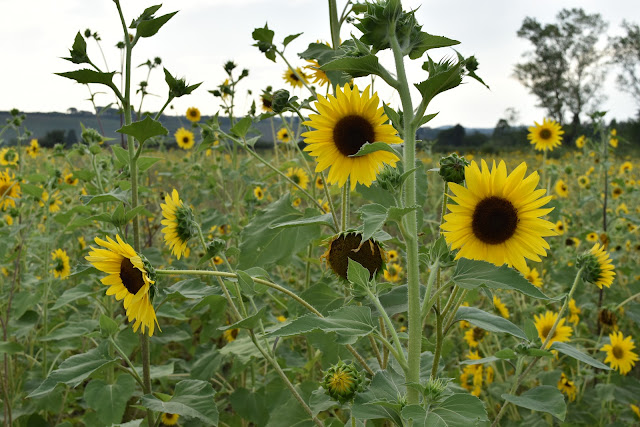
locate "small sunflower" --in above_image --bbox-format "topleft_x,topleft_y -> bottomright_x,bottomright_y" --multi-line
616,203 -> 629,215
568,298 -> 581,325
387,249 -> 399,263
253,186 -> 265,201
283,67 -> 308,88
632,404 -> 640,420
527,118 -> 564,151
260,90 -> 273,112
47,191 -> 63,213
304,59 -> 330,86
0,148 -> 19,166
612,186 -> 623,199
555,179 -> 569,198
620,161 -> 633,174
441,160 -> 556,273
161,412 -> 180,426
315,175 -> 324,190
578,243 -> 615,289
323,232 -> 384,280
277,128 -> 291,143
285,167 -> 309,190
174,127 -> 195,150
0,170 -> 21,210
609,137 -> 619,148
186,107 -> 201,122
161,189 -> 196,260
318,199 -> 330,213
51,249 -> 70,279
26,139 -> 40,158
534,311 -> 572,348
600,331 -> 638,375
85,235 -> 159,336
577,175 -> 590,188
586,232 -> 598,242
223,328 -> 239,342
575,135 -> 586,148
292,197 -> 301,207
64,173 -> 78,186
557,373 -> 577,402
302,84 -> 402,190
599,309 -> 618,331
464,327 -> 487,348
555,220 -> 567,235
565,237 -> 580,248
276,315 -> 287,322
383,263 -> 402,283
493,295 -> 509,319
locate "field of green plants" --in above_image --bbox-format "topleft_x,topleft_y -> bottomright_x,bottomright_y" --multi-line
1,1 -> 639,426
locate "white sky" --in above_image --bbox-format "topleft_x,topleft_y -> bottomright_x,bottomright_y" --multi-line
1,0 -> 638,128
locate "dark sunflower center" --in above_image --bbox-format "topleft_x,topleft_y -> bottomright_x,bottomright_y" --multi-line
54,259 -> 65,272
292,174 -> 300,184
473,327 -> 485,341
539,129 -> 552,140
182,137 -> 190,143
332,115 -> 375,156
565,238 -> 574,246
612,345 -> 624,359
290,72 -> 299,81
189,110 -> 197,117
0,184 -> 9,197
541,325 -> 553,339
327,233 -> 383,280
120,257 -> 145,295
471,196 -> 519,245
262,98 -> 272,108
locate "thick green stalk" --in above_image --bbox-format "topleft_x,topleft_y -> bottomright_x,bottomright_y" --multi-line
389,28 -> 421,403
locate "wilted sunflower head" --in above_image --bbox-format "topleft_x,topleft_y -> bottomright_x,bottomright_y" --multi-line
323,232 -> 384,281
598,308 -> 618,330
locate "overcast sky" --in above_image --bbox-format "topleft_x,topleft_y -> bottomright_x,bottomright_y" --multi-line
1,0 -> 638,128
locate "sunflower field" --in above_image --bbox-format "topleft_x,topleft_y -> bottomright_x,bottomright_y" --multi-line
2,1 -> 640,426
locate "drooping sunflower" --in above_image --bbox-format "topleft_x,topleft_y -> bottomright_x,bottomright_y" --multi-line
302,84 -> 402,190
555,179 -> 569,198
51,249 -> 70,279
85,235 -> 159,336
26,139 -> 40,158
286,167 -> 309,190
282,67 -> 308,88
277,127 -> 291,143
161,189 -> 196,260
527,118 -> 564,151
323,232 -> 384,280
600,331 -> 638,375
0,170 -> 21,210
578,243 -> 615,289
557,373 -> 577,402
161,412 -> 180,426
0,148 -> 19,166
599,309 -> 618,331
304,59 -> 330,86
260,90 -> 273,112
441,160 -> 556,273
174,127 -> 195,150
223,328 -> 239,342
186,107 -> 201,123
534,311 -> 572,348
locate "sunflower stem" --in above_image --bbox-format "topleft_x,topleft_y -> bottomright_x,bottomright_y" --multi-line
341,182 -> 349,231
366,288 -> 408,373
390,24 -> 421,404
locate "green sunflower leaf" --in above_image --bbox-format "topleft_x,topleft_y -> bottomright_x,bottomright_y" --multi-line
136,11 -> 178,38
283,32 -> 303,48
0,341 -> 23,355
112,145 -> 130,167
350,141 -> 401,158
357,203 -> 388,242
402,393 -> 488,426
117,116 -> 168,145
80,188 -> 130,206
455,306 -> 528,340
230,116 -> 253,138
550,342 -> 611,370
219,306 -> 267,331
347,258 -> 371,294
409,33 -> 460,60
84,375 -> 136,426
140,379 -> 218,425
321,54 -> 385,79
55,69 -> 116,88
270,212 -> 334,230
502,386 -> 566,421
452,259 -> 549,299
63,32 -> 90,64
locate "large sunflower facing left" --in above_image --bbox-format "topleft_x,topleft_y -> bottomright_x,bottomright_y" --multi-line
86,235 -> 160,336
302,84 -> 402,190
441,160 -> 556,272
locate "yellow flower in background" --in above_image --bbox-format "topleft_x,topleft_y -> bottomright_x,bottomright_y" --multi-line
534,311 -> 572,348
161,189 -> 195,260
631,404 -> 640,420
47,191 -> 63,213
612,186 -> 623,199
253,186 -> 265,201
611,129 -> 617,136
302,84 -> 402,190
64,173 -> 78,186
0,148 -> 19,166
383,263 -> 403,283
26,139 -> 40,158
315,176 -> 324,190
4,214 -> 12,226
276,315 -> 287,322
51,249 -> 70,279
213,256 -> 224,265
85,235 -> 159,336
575,135 -> 586,148
292,197 -> 301,207
555,179 -> 569,198
161,413 -> 179,426
616,203 -> 629,215
600,331 -> 638,375
464,327 -> 486,348
387,249 -> 399,263
609,137 -> 619,148
174,127 -> 195,150
0,169 -> 21,210
577,175 -> 590,188
441,160 -> 556,273
317,199 -> 330,213
223,328 -> 239,342
493,295 -> 509,319
586,232 -> 598,242
186,106 -> 201,122
78,236 -> 86,250
586,166 -> 595,175
283,67 -> 308,88
286,167 -> 309,190
555,220 -> 567,235
581,243 -> 615,289
305,59 -> 330,86
277,127 -> 291,143
557,373 -> 577,402
527,118 -> 564,151
620,161 -> 633,174
568,298 -> 581,325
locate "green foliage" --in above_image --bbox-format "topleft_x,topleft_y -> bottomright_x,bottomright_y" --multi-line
84,375 -> 136,425
140,380 -> 219,425
455,306 -> 528,340
502,386 -> 567,421
116,115 -> 168,145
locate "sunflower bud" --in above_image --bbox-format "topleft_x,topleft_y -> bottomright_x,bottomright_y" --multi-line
82,126 -> 103,145
376,163 -> 404,193
439,153 -> 469,184
271,89 -> 291,114
322,360 -> 365,404
423,378 -> 449,402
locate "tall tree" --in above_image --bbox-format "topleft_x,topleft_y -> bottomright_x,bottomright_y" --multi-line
610,21 -> 640,113
515,9 -> 608,136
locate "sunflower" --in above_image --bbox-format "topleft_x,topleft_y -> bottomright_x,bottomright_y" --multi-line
277,315 -> 287,322
612,186 -> 623,199
285,167 -> 309,190
579,243 -> 615,289
568,298 -> 581,325
64,173 -> 78,186
26,139 -> 40,158
51,249 -> 70,279
47,191 -> 63,213
282,67 -> 308,88
305,59 -> 330,86
161,412 -> 180,426
620,161 -> 633,174
260,90 -> 273,112
600,331 -> 638,375
534,311 -> 572,348
315,176 -> 324,190
186,106 -> 201,122
0,170 -> 21,210
586,232 -> 598,242
277,127 -> 291,143
441,160 -> 556,273
318,199 -> 330,213
460,350 -> 485,397
555,179 -> 569,198
616,203 -> 629,215
253,186 -> 265,201
527,118 -> 564,151
174,127 -> 195,150
464,327 -> 486,348
577,175 -> 590,188
565,237 -> 580,247
555,220 -> 567,235
493,295 -> 509,319
85,235 -> 159,336
223,328 -> 239,342
161,189 -> 196,260
557,373 -> 577,402
632,404 -> 640,420
609,137 -> 619,148
78,236 -> 86,250
575,135 -> 586,148
0,148 -> 18,166
302,84 -> 402,190
386,249 -> 399,263
323,232 -> 384,280
213,256 -> 224,265
598,309 -> 618,331
292,197 -> 301,207
383,263 -> 402,283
